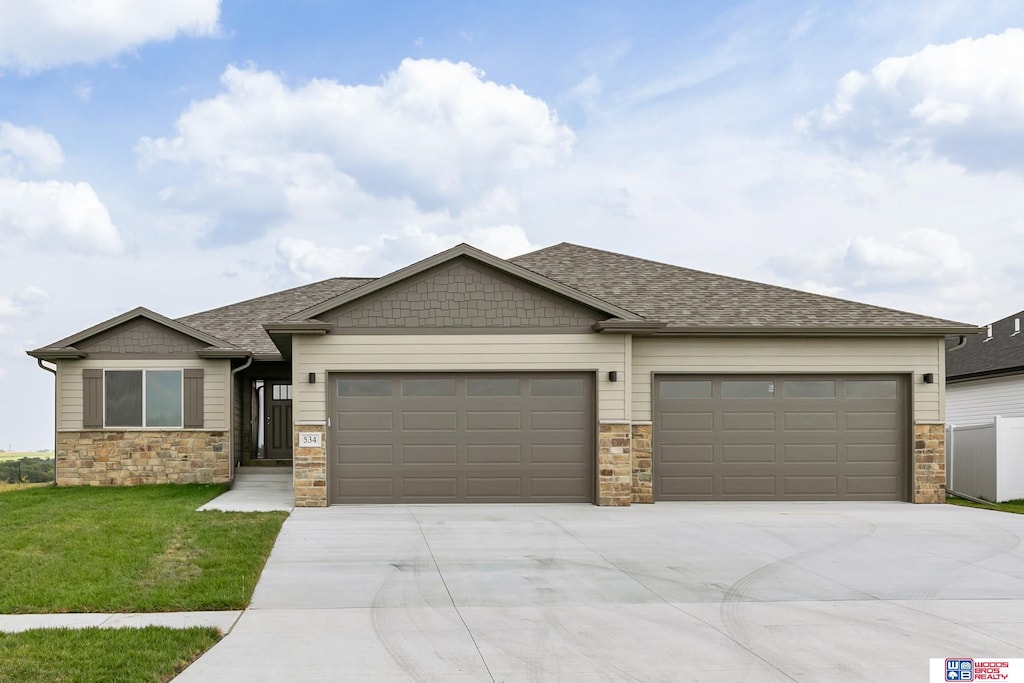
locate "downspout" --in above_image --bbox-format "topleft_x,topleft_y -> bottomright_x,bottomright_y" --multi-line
36,359 -> 57,487
229,355 -> 254,482
947,336 -> 968,352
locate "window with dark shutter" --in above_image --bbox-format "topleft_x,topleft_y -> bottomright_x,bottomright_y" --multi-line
83,369 -> 104,429
183,368 -> 204,428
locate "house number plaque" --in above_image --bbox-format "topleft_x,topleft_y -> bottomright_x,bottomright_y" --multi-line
299,433 -> 322,448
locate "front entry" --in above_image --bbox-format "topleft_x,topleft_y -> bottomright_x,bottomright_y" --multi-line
265,381 -> 293,460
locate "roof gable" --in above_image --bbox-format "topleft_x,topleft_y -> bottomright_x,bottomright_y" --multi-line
29,307 -> 239,360
289,243 -> 640,323
318,256 -> 604,331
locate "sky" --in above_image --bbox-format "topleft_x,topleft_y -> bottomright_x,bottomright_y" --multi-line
2,0 -> 1024,449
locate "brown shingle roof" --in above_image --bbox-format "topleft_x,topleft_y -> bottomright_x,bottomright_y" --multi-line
510,243 -> 970,330
174,242 -> 974,357
179,277 -> 372,355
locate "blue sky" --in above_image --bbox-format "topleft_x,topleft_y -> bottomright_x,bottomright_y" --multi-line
2,0 -> 1024,448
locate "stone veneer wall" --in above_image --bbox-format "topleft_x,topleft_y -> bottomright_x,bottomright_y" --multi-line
598,423 -> 632,506
56,431 -> 228,486
294,423 -> 327,507
913,423 -> 946,503
630,423 -> 653,504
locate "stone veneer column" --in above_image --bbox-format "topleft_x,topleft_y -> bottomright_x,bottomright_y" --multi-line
913,423 -> 946,503
598,423 -> 632,506
630,423 -> 653,503
294,423 -> 327,507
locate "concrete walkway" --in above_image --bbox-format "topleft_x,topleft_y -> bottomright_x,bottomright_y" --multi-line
173,502 -> 1024,682
197,467 -> 294,512
0,611 -> 241,633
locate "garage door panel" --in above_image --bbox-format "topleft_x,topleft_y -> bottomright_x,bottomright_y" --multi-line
783,476 -> 838,495
722,412 -> 775,430
466,411 -> 522,430
466,444 -> 523,464
339,444 -> 394,464
721,475 -> 776,496
402,411 -> 458,431
401,444 -> 458,464
660,444 -> 714,463
845,412 -> 898,430
784,444 -> 838,463
721,444 -> 776,463
784,412 -> 838,430
330,372 -> 594,504
654,374 -> 907,501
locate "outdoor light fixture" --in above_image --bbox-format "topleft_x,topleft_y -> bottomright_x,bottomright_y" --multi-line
922,373 -> 935,384
308,372 -> 316,384
608,371 -> 618,382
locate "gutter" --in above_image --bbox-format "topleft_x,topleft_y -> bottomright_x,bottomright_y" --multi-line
35,359 -> 58,487
228,355 -> 254,481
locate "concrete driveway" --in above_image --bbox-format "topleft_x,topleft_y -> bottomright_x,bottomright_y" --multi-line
175,502 -> 1024,682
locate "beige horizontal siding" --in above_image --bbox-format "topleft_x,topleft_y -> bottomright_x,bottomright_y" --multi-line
631,336 -> 945,423
293,333 -> 628,422
57,358 -> 230,430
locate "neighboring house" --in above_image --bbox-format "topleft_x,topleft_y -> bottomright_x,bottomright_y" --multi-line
946,310 -> 1024,425
28,243 -> 977,507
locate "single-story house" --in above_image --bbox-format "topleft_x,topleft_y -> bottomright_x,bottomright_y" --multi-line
28,242 -> 978,506
946,309 -> 1024,425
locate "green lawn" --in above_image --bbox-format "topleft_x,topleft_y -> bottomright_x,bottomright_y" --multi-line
0,626 -> 220,683
0,484 -> 287,613
947,495 -> 1024,515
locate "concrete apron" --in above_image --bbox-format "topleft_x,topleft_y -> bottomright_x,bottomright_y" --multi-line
174,502 -> 1024,683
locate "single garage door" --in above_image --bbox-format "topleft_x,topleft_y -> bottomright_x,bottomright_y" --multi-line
329,372 -> 595,504
653,374 -> 908,501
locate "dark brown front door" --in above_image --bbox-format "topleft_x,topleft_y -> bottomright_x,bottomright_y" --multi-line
265,381 -> 293,460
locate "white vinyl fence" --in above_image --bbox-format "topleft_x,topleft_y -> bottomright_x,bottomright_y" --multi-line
946,416 -> 1024,503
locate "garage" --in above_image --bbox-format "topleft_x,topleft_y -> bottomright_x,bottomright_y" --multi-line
653,374 -> 908,501
328,372 -> 595,504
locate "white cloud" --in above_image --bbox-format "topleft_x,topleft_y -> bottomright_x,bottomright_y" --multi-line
0,0 -> 220,72
0,286 -> 49,335
0,122 -> 64,175
0,178 -> 124,254
803,28 -> 1024,171
137,59 -> 574,244
277,225 -> 538,282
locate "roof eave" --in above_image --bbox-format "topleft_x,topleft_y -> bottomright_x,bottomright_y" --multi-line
195,348 -> 253,359
262,322 -> 333,359
644,325 -> 985,337
25,348 -> 88,361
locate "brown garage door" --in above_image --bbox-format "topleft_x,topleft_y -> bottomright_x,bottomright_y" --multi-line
653,374 -> 908,501
329,372 -> 594,504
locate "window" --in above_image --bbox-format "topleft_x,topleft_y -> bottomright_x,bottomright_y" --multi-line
104,370 -> 183,428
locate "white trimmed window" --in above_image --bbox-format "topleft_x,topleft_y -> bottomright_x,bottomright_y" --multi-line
104,369 -> 183,428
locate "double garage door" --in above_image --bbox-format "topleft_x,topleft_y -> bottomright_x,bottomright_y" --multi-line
653,374 -> 908,501
329,372 -> 594,504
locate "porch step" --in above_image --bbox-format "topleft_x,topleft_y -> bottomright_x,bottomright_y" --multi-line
232,467 -> 292,489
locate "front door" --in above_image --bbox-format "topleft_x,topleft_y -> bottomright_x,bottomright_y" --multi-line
265,381 -> 293,460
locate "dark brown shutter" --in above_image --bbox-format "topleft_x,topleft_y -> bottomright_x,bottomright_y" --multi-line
183,369 -> 204,428
83,369 -> 103,429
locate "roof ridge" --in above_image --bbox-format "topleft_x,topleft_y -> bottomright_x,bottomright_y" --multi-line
519,242 -> 969,326
179,276 -> 377,321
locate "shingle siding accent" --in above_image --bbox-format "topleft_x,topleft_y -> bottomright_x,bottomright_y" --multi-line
77,319 -> 207,355
321,260 -> 599,330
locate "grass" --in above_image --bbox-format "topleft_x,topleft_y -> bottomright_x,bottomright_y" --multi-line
0,484 -> 287,613
947,494 -> 1024,515
0,451 -> 53,462
0,626 -> 220,683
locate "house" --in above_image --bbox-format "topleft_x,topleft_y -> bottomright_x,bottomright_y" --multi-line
946,310 -> 1024,425
28,242 -> 978,506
